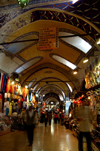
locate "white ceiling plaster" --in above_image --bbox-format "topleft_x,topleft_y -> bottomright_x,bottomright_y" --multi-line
15,57 -> 42,73
59,32 -> 73,37
0,53 -> 19,73
12,57 -> 23,65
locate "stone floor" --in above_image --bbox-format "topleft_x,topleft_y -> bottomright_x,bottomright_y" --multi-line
0,120 -> 81,151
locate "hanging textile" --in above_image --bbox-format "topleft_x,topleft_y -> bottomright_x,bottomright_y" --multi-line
30,92 -> 32,102
23,87 -> 25,98
9,79 -> 12,93
2,74 -> 7,93
0,73 -> 3,92
12,82 -> 14,94
0,73 -> 1,92
14,83 -> 17,94
9,101 -> 12,116
7,78 -> 11,93
0,93 -> 3,112
6,77 -> 9,93
1,73 -> 4,92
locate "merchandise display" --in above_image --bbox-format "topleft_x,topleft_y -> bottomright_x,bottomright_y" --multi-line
91,130 -> 100,147
85,56 -> 100,89
0,115 -> 11,135
70,85 -> 100,151
70,119 -> 79,138
86,89 -> 100,129
71,88 -> 100,151
71,118 -> 100,151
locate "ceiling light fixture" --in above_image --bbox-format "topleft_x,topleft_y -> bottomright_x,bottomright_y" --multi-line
73,0 -> 78,4
12,81 -> 14,85
73,70 -> 78,75
83,57 -> 89,63
25,85 -> 28,88
35,93 -> 38,97
15,78 -> 19,82
97,38 -> 100,45
17,0 -> 29,8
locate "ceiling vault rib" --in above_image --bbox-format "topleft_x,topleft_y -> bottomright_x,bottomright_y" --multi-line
20,63 -> 79,89
0,34 -> 90,45
26,80 -> 77,82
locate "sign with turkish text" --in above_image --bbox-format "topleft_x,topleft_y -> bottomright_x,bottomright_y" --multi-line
39,27 -> 58,50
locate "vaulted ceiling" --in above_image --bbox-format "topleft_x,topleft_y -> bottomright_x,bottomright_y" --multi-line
0,0 -> 100,103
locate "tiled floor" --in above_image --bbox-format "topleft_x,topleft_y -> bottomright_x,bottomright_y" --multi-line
0,120 -> 79,151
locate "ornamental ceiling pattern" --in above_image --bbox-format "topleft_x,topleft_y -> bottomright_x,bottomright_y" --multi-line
30,10 -> 99,40
0,0 -> 100,29
0,0 -> 100,102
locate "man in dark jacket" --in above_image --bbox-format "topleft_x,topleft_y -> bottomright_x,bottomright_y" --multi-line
24,105 -> 38,146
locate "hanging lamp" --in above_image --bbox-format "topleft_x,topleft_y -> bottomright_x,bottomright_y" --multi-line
17,0 -> 29,8
73,70 -> 78,75
97,38 -> 100,45
83,57 -> 89,63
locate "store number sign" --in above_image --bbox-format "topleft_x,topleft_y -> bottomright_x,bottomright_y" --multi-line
39,27 -> 58,50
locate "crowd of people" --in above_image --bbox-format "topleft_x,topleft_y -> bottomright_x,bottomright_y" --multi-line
16,107 -> 68,147
39,110 -> 66,127
19,97 -> 94,151
2,96 -> 94,151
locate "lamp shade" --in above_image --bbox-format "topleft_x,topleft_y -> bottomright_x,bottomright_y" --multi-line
83,57 -> 89,63
97,38 -> 100,45
73,70 -> 78,74
17,0 -> 29,8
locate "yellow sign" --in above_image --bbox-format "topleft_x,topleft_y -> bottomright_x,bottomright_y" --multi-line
39,27 -> 58,50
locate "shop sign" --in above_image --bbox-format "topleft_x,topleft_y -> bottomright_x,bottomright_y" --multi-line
39,27 -> 58,50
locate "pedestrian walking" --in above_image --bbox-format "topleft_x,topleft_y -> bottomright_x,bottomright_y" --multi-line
61,112 -> 64,125
44,110 -> 48,127
73,97 -> 93,151
48,111 -> 52,125
24,105 -> 38,146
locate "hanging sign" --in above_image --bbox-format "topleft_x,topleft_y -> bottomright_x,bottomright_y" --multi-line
39,27 -> 58,50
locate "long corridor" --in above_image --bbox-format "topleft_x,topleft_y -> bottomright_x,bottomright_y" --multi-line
0,120 -> 79,151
